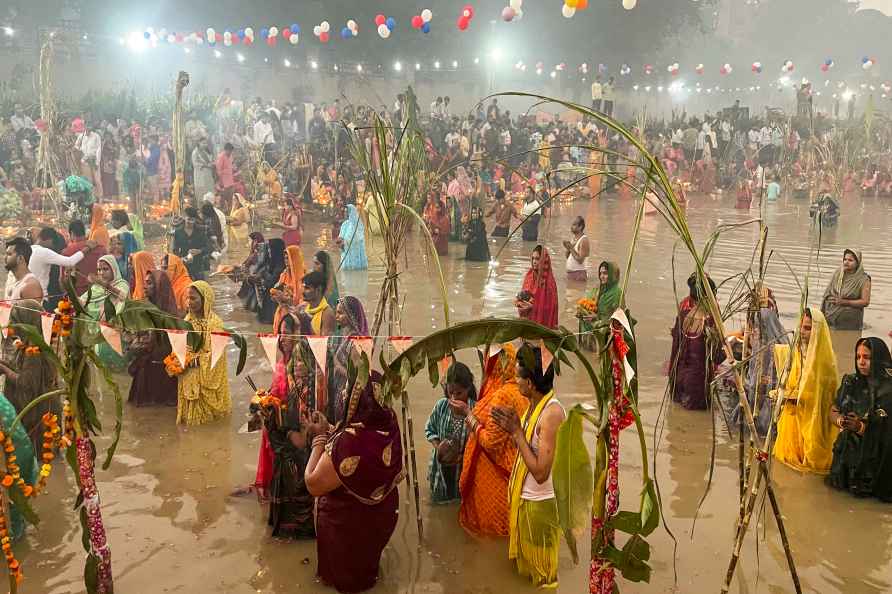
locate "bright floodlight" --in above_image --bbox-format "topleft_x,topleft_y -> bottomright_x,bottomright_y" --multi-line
549,71 -> 556,79
452,60 -> 458,68
434,60 -> 441,69
394,61 -> 402,71
474,57 -> 480,64
284,59 -> 291,67
311,61 -> 318,70
842,89 -> 854,101
357,64 -> 363,72
126,31 -> 147,52
237,53 -> 245,63
3,27 -> 14,37
184,47 -> 191,54
214,49 -> 222,58
415,63 -> 421,70
779,76 -> 790,86
490,48 -> 502,62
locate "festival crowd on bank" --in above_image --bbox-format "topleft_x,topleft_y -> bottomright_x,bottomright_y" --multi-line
0,87 -> 890,592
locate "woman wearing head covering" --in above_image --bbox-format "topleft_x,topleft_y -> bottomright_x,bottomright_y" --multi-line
305,372 -> 403,593
337,204 -> 367,271
176,281 -> 232,426
229,193 -> 252,248
0,301 -> 61,454
579,261 -> 622,350
128,251 -> 156,301
272,244 -> 303,331
463,206 -> 490,262
164,253 -> 194,313
313,250 -> 340,306
516,245 -> 559,329
669,274 -> 726,410
237,233 -> 266,311
738,304 -> 788,436
128,270 -> 179,407
88,203 -> 110,249
821,249 -> 871,331
81,254 -> 131,369
827,337 -> 892,501
453,344 -> 528,536
327,296 -> 369,423
447,167 -> 473,242
772,309 -> 840,474
279,197 -> 303,247
427,199 -> 451,257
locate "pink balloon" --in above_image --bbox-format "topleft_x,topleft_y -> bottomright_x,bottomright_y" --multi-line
375,14 -> 386,26
412,15 -> 424,29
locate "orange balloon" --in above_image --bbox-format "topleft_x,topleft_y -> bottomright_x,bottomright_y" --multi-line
577,0 -> 588,8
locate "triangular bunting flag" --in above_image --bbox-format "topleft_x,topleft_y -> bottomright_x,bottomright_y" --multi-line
352,336 -> 373,362
210,331 -> 231,369
99,323 -> 123,356
167,329 -> 189,368
0,302 -> 11,328
389,336 -> 414,355
40,313 -> 54,345
486,343 -> 503,360
539,339 -> 554,372
610,310 -> 636,384
258,333 -> 280,369
437,355 -> 451,383
307,336 -> 329,372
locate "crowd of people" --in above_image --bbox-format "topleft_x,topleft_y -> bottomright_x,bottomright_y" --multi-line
0,86 -> 891,593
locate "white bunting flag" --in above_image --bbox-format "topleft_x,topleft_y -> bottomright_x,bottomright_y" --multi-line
610,309 -> 636,384
389,336 -> 414,355
539,339 -> 554,372
99,322 -> 124,356
307,336 -> 329,371
258,333 -> 280,369
437,355 -> 451,383
0,302 -> 11,328
486,342 -> 503,360
352,336 -> 373,362
40,313 -> 54,345
210,331 -> 231,369
167,329 -> 189,367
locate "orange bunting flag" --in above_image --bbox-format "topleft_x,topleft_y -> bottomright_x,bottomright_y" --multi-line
40,312 -> 54,345
389,336 -> 414,355
99,322 -> 123,356
307,336 -> 329,371
539,339 -> 554,372
0,302 -> 11,328
258,333 -> 280,369
352,336 -> 374,362
210,331 -> 231,369
167,329 -> 189,367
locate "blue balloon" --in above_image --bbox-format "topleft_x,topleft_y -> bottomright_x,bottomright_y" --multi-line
238,29 -> 245,39
422,22 -> 431,34
143,31 -> 151,39
386,17 -> 396,30
260,28 -> 269,38
291,24 -> 300,34
341,27 -> 351,39
863,56 -> 870,64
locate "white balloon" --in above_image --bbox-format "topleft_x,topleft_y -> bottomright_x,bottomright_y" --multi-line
269,26 -> 279,37
562,4 -> 576,17
463,9 -> 472,18
510,0 -> 523,9
378,23 -> 391,38
289,33 -> 299,45
353,28 -> 359,36
167,34 -> 176,43
421,9 -> 433,22
622,0 -> 637,9
313,25 -> 322,36
223,37 -> 231,46
245,27 -> 254,38
321,21 -> 330,33
207,28 -> 215,43
515,8 -> 524,19
347,19 -> 357,30
224,31 -> 232,40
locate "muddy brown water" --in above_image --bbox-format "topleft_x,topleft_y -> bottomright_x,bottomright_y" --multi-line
20,191 -> 892,593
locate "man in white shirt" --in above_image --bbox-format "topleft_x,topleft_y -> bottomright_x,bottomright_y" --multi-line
75,126 -> 102,164
3,238 -> 43,301
430,97 -> 444,120
252,114 -> 274,147
602,77 -> 615,117
591,76 -> 603,112
445,128 -> 460,149
30,228 -> 97,295
10,104 -> 35,134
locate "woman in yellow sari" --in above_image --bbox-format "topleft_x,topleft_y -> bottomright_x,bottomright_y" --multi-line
773,308 -> 840,474
228,193 -> 252,249
177,281 -> 232,426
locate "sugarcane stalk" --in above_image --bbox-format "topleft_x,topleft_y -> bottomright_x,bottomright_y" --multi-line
766,477 -> 802,593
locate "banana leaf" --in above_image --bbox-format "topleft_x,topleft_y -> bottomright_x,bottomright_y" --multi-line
553,406 -> 594,564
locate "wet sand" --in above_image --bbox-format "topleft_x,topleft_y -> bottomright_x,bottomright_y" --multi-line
24,191 -> 892,593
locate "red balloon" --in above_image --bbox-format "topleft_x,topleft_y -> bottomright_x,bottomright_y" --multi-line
266,36 -> 274,46
820,64 -> 829,72
283,28 -> 291,40
215,32 -> 223,42
194,31 -> 203,40
457,16 -> 470,30
244,36 -> 253,45
320,31 -> 330,43
232,35 -> 240,44
412,15 -> 424,29
175,33 -> 184,43
375,14 -> 386,26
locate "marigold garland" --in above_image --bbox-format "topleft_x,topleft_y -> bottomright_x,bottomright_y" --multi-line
163,352 -> 196,377
577,297 -> 598,316
0,507 -> 23,585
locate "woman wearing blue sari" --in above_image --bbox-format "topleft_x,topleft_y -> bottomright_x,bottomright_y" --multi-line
336,204 -> 367,271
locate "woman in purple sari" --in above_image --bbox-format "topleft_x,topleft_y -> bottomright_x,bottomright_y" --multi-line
305,372 -> 403,593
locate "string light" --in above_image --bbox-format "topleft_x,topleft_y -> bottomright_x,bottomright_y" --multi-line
284,58 -> 291,67
434,60 -> 440,69
311,60 -> 318,70
393,61 -> 402,72
415,62 -> 421,70
356,64 -> 363,72
237,53 -> 245,63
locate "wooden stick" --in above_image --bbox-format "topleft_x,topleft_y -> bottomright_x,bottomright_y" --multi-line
765,474 -> 802,594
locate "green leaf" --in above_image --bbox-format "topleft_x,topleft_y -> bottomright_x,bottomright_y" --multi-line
553,407 -> 593,565
610,511 -> 642,535
9,323 -> 63,369
85,348 -> 123,470
79,507 -> 91,553
79,389 -> 102,434
7,483 -> 39,526
66,444 -> 83,493
623,534 -> 651,562
229,330 -> 248,375
427,356 -> 438,388
640,479 -> 659,537
84,552 -> 100,594
603,540 -> 653,584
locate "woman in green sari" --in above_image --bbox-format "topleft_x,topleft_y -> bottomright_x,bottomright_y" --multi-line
80,255 -> 130,369
579,261 -> 622,349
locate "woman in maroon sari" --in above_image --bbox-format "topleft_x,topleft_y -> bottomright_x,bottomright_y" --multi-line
515,245 -> 559,329
428,199 -> 451,256
669,274 -> 726,410
127,270 -> 179,407
306,372 -> 403,593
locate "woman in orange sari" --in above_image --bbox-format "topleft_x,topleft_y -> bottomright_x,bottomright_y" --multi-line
89,203 -> 110,249
272,245 -> 304,331
451,344 -> 529,537
163,253 -> 194,313
129,251 -> 156,300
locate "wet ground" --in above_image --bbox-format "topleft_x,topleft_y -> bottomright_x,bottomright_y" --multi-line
22,189 -> 892,593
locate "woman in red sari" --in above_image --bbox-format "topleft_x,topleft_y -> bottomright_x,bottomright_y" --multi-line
306,372 -> 403,593
427,199 -> 451,256
515,245 -> 559,329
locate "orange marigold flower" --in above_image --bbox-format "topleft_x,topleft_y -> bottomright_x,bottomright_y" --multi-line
0,476 -> 12,488
22,486 -> 32,497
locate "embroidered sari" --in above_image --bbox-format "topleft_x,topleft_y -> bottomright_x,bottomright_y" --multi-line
520,246 -> 559,329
